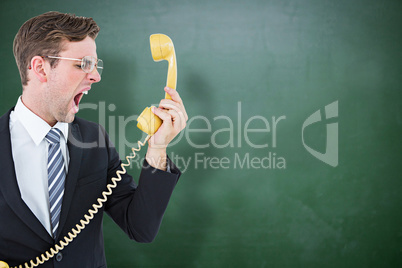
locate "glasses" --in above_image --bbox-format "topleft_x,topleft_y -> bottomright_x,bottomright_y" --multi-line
43,55 -> 103,76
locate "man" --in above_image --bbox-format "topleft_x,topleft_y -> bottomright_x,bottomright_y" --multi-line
0,11 -> 187,267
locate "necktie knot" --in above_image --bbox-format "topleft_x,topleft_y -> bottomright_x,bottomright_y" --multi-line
46,128 -> 62,145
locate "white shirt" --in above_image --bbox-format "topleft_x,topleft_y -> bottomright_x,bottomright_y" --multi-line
9,97 -> 69,236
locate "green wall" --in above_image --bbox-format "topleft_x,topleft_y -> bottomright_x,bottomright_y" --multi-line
1,0 -> 401,267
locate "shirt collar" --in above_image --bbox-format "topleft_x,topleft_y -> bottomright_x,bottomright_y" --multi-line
14,96 -> 69,145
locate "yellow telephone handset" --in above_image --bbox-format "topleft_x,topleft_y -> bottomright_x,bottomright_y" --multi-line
150,33 -> 177,97
2,34 -> 177,268
137,33 -> 177,135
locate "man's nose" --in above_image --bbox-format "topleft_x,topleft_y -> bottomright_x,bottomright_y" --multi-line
87,68 -> 101,83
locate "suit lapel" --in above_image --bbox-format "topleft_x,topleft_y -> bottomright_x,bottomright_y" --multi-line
0,109 -> 53,244
56,122 -> 83,238
0,111 -> 85,241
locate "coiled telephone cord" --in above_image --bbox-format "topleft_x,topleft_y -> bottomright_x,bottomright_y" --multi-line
10,135 -> 151,268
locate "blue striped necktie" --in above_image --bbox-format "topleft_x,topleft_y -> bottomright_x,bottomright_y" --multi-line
45,128 -> 66,238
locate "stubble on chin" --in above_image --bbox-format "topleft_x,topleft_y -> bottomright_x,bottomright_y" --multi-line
54,108 -> 76,124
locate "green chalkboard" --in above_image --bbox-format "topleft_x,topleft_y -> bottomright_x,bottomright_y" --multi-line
1,0 -> 401,267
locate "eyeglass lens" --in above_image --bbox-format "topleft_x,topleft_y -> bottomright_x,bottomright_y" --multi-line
82,56 -> 103,75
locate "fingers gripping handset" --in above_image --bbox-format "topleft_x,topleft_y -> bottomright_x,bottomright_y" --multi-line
3,34 -> 177,268
137,33 -> 177,135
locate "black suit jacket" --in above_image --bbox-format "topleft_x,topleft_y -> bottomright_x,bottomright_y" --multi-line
0,108 -> 180,267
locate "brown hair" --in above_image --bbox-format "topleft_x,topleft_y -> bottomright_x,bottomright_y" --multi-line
13,11 -> 100,86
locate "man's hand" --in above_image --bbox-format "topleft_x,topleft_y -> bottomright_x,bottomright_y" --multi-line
145,87 -> 188,170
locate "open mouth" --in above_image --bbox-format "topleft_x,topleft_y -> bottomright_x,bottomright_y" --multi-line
73,90 -> 89,113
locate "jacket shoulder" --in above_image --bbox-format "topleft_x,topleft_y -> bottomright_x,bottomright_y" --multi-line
71,117 -> 106,137
0,108 -> 14,132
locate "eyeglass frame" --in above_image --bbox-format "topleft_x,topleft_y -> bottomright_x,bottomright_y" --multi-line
41,55 -> 103,75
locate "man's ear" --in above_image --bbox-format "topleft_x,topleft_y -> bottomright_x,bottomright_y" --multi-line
30,56 -> 48,83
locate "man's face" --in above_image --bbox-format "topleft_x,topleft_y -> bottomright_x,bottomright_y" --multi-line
43,36 -> 101,124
